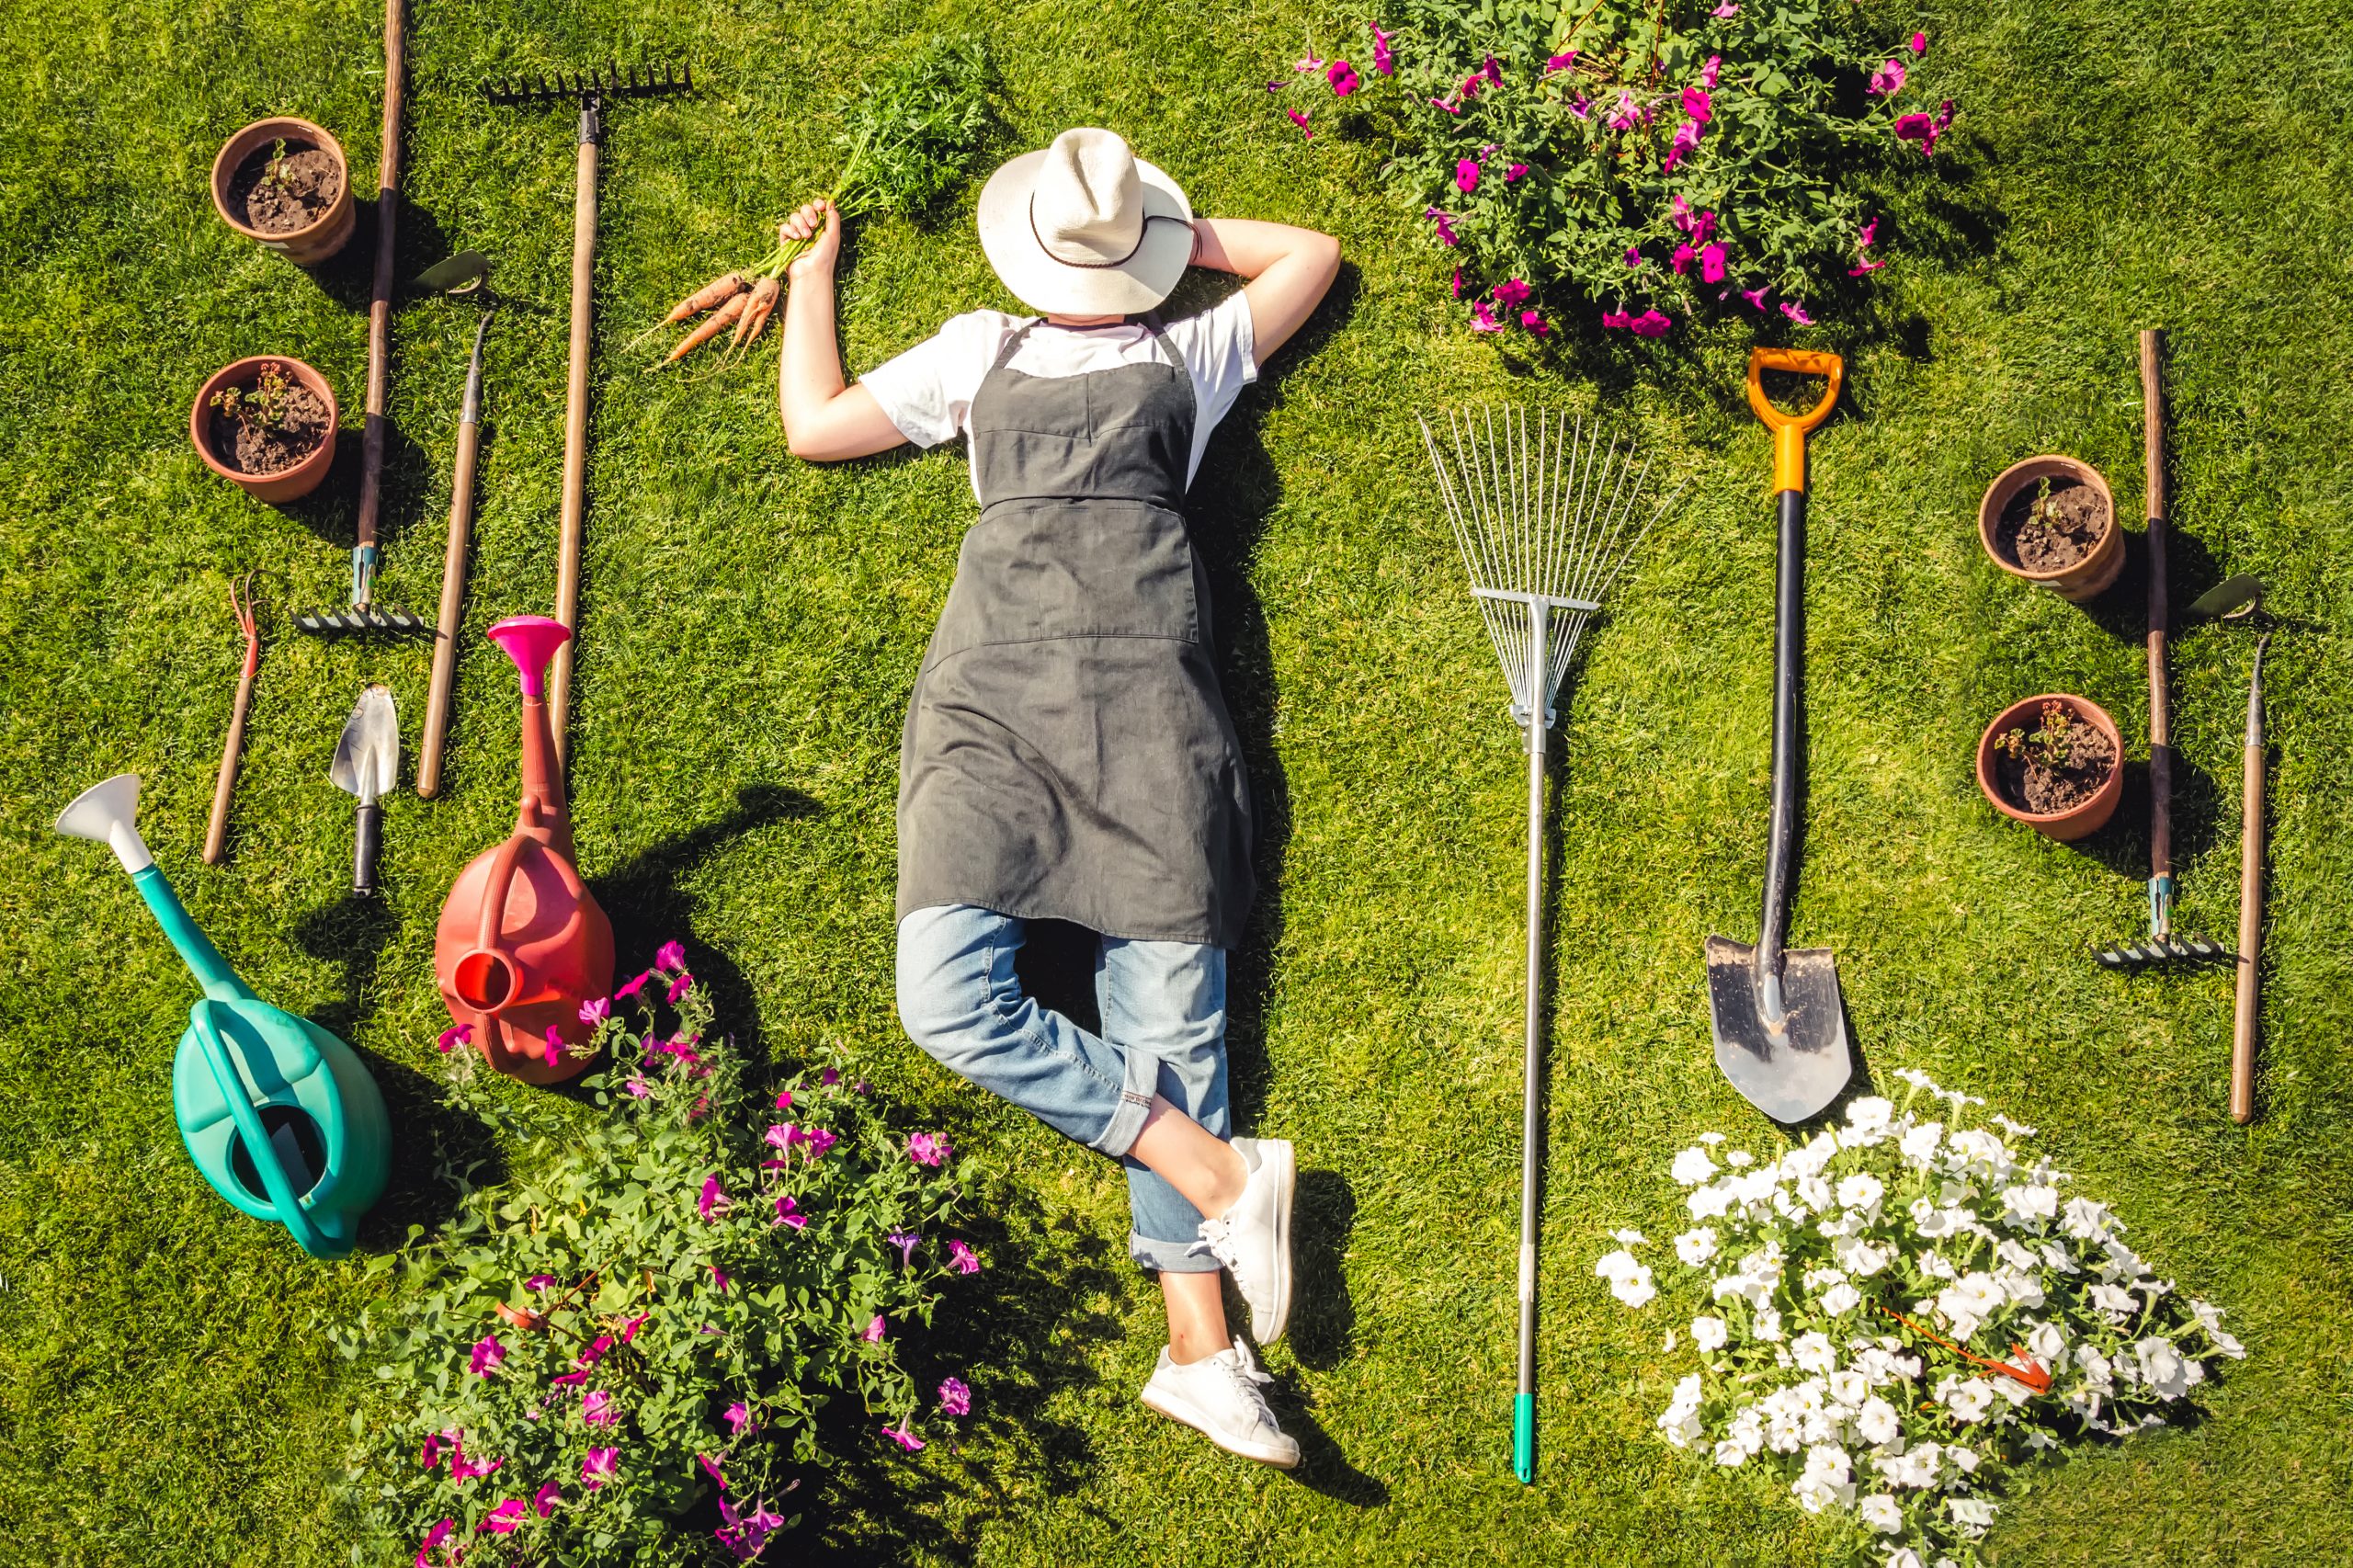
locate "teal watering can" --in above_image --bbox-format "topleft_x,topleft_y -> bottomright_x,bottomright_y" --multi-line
55,775 -> 390,1257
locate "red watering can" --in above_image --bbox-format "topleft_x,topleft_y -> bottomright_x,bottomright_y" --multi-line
434,616 -> 613,1083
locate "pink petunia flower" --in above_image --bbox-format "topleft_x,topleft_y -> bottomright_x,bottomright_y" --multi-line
1570,95 -> 1594,118
864,1315 -> 888,1342
1371,23 -> 1395,75
1629,309 -> 1672,336
617,1314 -> 649,1343
614,969 -> 654,1001
1483,53 -> 1504,85
1426,207 -> 1460,246
1455,158 -> 1480,194
1287,108 -> 1313,138
1701,54 -> 1722,88
1601,309 -> 1632,329
710,1266 -> 731,1291
1449,268 -> 1464,299
1682,86 -> 1712,123
1671,243 -> 1695,275
1293,50 -> 1324,74
1327,59 -> 1358,97
1505,162 -> 1529,182
887,1231 -> 920,1267
415,1518 -> 455,1567
1663,119 -> 1702,172
820,1067 -> 840,1086
479,1500 -> 528,1536
1607,89 -> 1641,131
1429,94 -> 1461,115
435,1023 -> 472,1054
575,1335 -> 615,1369
1545,51 -> 1577,73
1459,72 -> 1484,100
881,1424 -> 926,1452
1470,301 -> 1505,334
525,1275 -> 555,1292
1780,301 -> 1814,324
621,1075 -> 652,1098
948,1238 -> 982,1274
1625,245 -> 1646,267
578,996 -> 609,1026
654,940 -> 688,972
775,1195 -> 809,1230
581,1447 -> 619,1489
1712,1 -> 1739,15
533,1481 -> 561,1518
666,973 -> 694,1005
584,1389 -> 620,1426
725,1400 -> 757,1437
469,1335 -> 506,1377
1492,278 -> 1532,307
543,1024 -> 566,1058
907,1132 -> 950,1167
1520,311 -> 1551,337
699,1174 -> 729,1221
1869,59 -> 1906,96
449,1448 -> 503,1484
939,1377 -> 972,1416
699,1452 -> 728,1491
1742,284 -> 1770,310
1894,101 -> 1953,157
1699,243 -> 1728,283
1910,30 -> 1927,54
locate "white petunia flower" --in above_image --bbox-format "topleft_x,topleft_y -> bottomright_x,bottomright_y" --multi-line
2134,1335 -> 2192,1398
2059,1195 -> 2113,1240
1995,1267 -> 2046,1310
1898,1120 -> 1943,1167
1723,1150 -> 1754,1167
1992,1114 -> 2037,1138
1751,1306 -> 1784,1342
1855,1395 -> 1900,1445
1675,1227 -> 1720,1266
1819,1280 -> 1862,1316
1857,1493 -> 1903,1533
1940,1378 -> 1995,1424
2089,1282 -> 2136,1316
2025,1320 -> 2066,1365
1699,1131 -> 1725,1145
1847,1096 -> 1895,1134
1687,1182 -> 1735,1221
1837,1238 -> 1892,1277
1596,1248 -> 1641,1283
1836,1173 -> 1886,1211
1611,1266 -> 1657,1308
1662,1329 -> 1678,1352
1882,1551 -> 1925,1568
1691,1314 -> 1729,1351
1947,1446 -> 1979,1473
1790,1442 -> 1854,1513
2039,1241 -> 2080,1275
1670,1147 -> 1719,1187
1791,1332 -> 1837,1372
1825,1369 -> 1869,1408
2076,1345 -> 2113,1392
1995,1238 -> 2041,1273
1946,1496 -> 1998,1536
1713,1437 -> 1749,1467
1612,1228 -> 1650,1247
2001,1183 -> 2060,1224
2189,1298 -> 2247,1358
1893,1067 -> 1937,1093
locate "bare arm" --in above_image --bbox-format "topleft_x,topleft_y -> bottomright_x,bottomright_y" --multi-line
1188,218 -> 1341,362
777,199 -> 909,462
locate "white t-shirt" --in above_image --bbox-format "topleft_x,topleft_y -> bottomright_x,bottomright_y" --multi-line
859,295 -> 1258,501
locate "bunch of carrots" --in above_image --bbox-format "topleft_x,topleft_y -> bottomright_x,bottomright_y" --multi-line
632,33 -> 995,369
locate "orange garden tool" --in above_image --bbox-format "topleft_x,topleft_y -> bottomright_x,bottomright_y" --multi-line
202,574 -> 261,865
1707,348 -> 1854,1123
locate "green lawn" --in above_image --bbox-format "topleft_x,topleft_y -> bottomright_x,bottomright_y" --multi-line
4,0 -> 2350,1562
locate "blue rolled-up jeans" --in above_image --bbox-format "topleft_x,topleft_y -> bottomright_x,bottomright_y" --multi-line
895,903 -> 1230,1275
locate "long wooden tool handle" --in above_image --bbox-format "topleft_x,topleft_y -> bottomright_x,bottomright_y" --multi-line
354,0 -> 406,566
550,127 -> 599,770
417,416 -> 483,798
2232,680 -> 2265,1123
2140,329 -> 2172,901
202,671 -> 256,864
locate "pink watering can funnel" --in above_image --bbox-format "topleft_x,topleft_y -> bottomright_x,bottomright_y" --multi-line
433,616 -> 614,1084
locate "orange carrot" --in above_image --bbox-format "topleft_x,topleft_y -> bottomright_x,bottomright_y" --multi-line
726,275 -> 782,358
663,291 -> 750,364
626,271 -> 747,349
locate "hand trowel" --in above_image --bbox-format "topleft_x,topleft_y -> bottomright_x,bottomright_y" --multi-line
331,684 -> 399,896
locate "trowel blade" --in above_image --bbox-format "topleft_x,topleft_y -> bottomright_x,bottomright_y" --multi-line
330,684 -> 399,803
1704,935 -> 1853,1124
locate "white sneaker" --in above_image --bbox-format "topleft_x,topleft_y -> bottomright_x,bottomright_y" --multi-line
1189,1136 -> 1295,1343
1140,1338 -> 1302,1468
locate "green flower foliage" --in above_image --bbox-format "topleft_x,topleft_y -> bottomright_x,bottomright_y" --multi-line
1277,0 -> 1950,336
332,956 -> 972,1566
835,32 -> 997,222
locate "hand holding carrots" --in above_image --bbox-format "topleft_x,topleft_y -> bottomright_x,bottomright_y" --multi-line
779,200 -> 841,284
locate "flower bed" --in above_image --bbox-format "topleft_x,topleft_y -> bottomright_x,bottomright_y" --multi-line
1267,0 -> 1953,338
335,946 -> 977,1564
1596,1070 -> 2245,1565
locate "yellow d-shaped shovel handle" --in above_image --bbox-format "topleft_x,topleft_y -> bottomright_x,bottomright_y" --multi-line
1746,347 -> 1843,494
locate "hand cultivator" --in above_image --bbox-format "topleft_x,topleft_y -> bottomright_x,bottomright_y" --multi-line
1422,404 -> 1686,1485
483,61 -> 694,767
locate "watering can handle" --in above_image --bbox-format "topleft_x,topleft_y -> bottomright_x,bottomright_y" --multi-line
1746,348 -> 1843,494
188,1002 -> 336,1257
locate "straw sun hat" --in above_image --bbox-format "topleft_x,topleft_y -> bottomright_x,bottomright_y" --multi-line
975,128 -> 1196,316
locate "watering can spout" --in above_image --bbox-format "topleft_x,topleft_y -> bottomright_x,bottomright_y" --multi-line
489,616 -> 574,860
55,774 -> 153,873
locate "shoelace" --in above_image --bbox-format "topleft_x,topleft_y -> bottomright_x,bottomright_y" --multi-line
1213,1338 -> 1279,1427
1186,1218 -> 1254,1297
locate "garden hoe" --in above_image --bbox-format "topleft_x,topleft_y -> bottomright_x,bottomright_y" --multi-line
296,0 -> 427,640
1422,405 -> 1687,1485
417,256 -> 495,799
484,62 -> 693,768
2096,330 -> 2226,971
201,574 -> 260,864
54,774 -> 391,1257
1706,348 -> 1852,1126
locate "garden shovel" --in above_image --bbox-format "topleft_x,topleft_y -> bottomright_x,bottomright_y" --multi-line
1706,348 -> 1852,1124
331,684 -> 398,896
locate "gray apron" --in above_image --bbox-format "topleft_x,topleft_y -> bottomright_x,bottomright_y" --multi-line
895,319 -> 1255,948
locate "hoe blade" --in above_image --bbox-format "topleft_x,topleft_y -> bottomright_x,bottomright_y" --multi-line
1705,936 -> 1851,1124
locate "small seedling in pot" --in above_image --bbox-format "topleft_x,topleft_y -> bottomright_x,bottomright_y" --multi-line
256,136 -> 294,195
2024,477 -> 2070,533
210,359 -> 296,432
1999,699 -> 2081,771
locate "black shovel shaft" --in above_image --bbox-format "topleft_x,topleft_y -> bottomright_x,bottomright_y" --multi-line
354,801 -> 383,896
1758,487 -> 1806,978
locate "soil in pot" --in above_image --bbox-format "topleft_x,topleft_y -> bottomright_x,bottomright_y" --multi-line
1995,476 -> 2110,574
225,135 -> 345,234
206,363 -> 332,475
1990,699 -> 2118,815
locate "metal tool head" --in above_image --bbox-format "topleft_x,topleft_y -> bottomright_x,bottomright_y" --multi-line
331,685 -> 399,804
481,61 -> 692,105
296,605 -> 432,638
2093,935 -> 2232,971
2186,574 -> 2268,622
1705,936 -> 1852,1123
415,250 -> 493,295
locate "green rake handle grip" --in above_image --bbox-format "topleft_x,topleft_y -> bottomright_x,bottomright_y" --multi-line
1513,1393 -> 1536,1483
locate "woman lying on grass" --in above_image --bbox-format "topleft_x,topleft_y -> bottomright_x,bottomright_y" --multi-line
779,127 -> 1339,1468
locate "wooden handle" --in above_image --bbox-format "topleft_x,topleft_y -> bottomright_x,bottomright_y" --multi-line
2140,328 -> 2171,887
354,0 -> 405,557
550,135 -> 597,770
2231,736 -> 2264,1122
416,417 -> 483,798
202,672 -> 256,863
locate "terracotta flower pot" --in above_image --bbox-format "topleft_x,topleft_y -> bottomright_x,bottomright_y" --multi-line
1978,456 -> 2122,602
209,117 -> 356,266
190,356 -> 339,504
1975,693 -> 2123,842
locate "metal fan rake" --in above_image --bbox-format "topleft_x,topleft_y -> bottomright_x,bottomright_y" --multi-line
1419,405 -> 1687,1485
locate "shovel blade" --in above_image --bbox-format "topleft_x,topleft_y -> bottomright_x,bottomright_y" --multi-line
1705,936 -> 1852,1124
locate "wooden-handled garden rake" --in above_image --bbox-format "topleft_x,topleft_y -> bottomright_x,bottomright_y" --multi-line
483,61 -> 693,767
1421,406 -> 1686,1485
